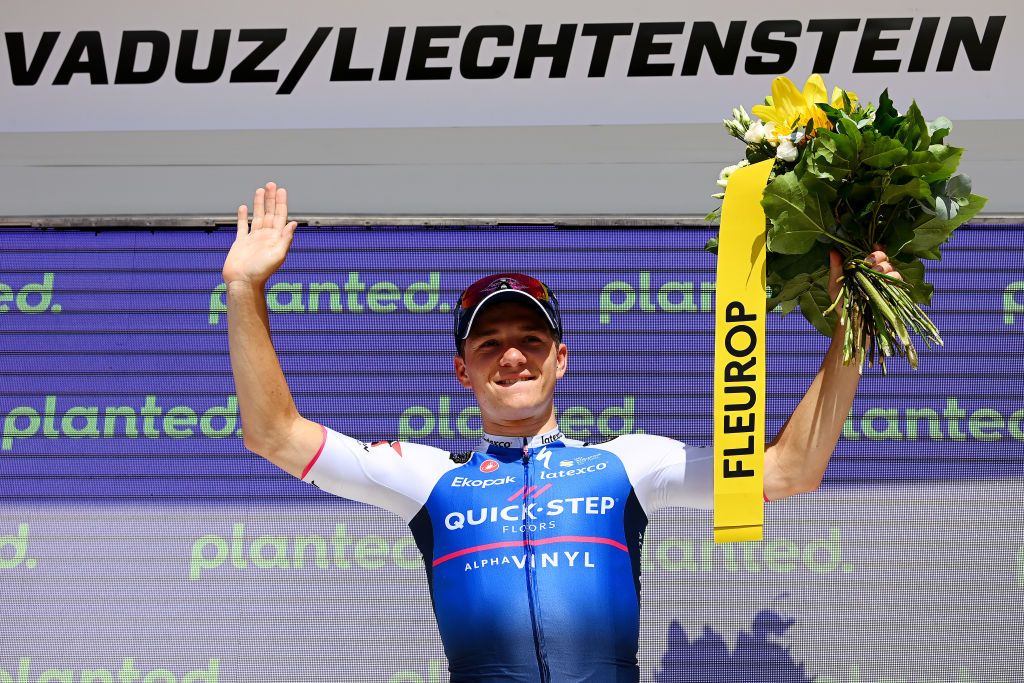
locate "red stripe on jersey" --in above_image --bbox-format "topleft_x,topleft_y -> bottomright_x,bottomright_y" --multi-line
300,424 -> 329,480
432,536 -> 629,567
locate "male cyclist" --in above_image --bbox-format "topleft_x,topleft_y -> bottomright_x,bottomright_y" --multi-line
224,182 -> 900,682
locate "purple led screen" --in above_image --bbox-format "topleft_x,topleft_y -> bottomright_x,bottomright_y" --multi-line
1,224 -> 1022,502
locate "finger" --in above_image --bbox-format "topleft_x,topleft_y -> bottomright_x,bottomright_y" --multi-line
873,261 -> 894,275
264,181 -> 277,221
275,187 -> 289,227
866,250 -> 887,266
252,187 -> 265,229
236,205 -> 248,240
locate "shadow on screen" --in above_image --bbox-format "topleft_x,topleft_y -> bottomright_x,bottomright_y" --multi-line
655,609 -> 814,682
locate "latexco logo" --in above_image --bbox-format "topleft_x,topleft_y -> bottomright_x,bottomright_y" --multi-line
0,658 -> 218,683
0,273 -> 62,314
208,272 -> 443,324
539,461 -> 608,480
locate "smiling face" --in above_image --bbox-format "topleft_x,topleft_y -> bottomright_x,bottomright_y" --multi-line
454,301 -> 567,436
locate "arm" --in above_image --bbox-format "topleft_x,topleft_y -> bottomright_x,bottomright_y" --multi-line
224,182 -> 322,478
763,246 -> 901,501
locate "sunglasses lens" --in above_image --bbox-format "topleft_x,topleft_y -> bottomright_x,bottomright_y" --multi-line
460,274 -> 547,310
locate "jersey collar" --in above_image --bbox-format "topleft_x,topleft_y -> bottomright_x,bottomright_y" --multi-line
477,427 -> 566,453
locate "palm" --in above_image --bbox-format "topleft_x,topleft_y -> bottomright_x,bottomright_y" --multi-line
222,182 -> 298,286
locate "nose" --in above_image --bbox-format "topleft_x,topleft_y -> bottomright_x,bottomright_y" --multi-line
499,345 -> 527,367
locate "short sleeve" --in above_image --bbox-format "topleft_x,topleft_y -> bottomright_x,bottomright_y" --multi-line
602,434 -> 714,514
301,424 -> 460,521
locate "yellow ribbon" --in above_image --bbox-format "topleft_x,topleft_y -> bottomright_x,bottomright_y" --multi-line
713,159 -> 773,544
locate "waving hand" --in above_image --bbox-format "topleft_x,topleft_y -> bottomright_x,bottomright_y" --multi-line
222,182 -> 298,286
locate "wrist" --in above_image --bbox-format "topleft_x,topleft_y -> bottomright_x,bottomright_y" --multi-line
225,277 -> 266,291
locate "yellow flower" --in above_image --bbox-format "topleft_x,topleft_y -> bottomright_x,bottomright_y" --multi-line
751,74 -> 857,141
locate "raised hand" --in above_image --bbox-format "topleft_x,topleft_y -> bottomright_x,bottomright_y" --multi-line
827,243 -> 903,308
222,182 -> 299,286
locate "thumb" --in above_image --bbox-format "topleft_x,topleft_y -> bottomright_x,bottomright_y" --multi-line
829,248 -> 842,273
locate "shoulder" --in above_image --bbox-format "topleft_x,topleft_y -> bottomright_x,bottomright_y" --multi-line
581,433 -> 687,457
315,427 -> 462,477
580,433 -> 712,480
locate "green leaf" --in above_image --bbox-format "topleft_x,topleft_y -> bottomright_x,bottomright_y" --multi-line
889,256 -> 934,306
934,196 -> 959,220
880,177 -> 933,205
860,131 -> 908,168
776,298 -> 798,317
767,272 -> 814,305
944,173 -> 972,200
767,241 -> 832,280
928,116 -> 952,143
799,285 -> 837,338
704,236 -> 719,254
816,102 -> 845,123
806,131 -> 857,181
873,90 -> 903,137
903,193 -> 988,258
897,101 -> 931,152
881,215 -> 918,259
894,145 -> 962,184
837,117 -> 863,150
762,171 -> 837,254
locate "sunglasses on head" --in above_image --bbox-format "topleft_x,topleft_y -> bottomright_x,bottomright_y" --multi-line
458,273 -> 552,311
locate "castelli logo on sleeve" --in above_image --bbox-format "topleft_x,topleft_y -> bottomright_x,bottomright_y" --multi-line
480,460 -> 499,473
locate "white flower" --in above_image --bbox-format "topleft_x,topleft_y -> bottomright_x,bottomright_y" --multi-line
716,160 -> 750,188
732,106 -> 752,127
743,121 -> 775,144
717,164 -> 739,188
776,138 -> 798,162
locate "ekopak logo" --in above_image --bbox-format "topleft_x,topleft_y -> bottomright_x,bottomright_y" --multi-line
480,460 -> 499,473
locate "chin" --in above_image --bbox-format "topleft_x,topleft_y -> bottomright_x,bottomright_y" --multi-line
490,394 -> 546,417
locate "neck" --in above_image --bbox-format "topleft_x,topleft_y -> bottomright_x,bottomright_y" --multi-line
479,408 -> 558,439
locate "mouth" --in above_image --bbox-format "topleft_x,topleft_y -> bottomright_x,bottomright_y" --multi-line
495,376 -> 535,387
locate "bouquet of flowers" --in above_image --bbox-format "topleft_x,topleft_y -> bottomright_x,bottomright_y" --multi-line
706,74 -> 987,373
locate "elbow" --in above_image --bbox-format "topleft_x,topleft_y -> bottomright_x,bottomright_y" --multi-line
791,472 -> 824,497
765,472 -> 820,501
798,478 -> 822,496
241,429 -> 276,457
239,416 -> 296,456
241,437 -> 264,456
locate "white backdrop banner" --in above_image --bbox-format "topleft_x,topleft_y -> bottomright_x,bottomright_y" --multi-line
1,0 -> 1018,131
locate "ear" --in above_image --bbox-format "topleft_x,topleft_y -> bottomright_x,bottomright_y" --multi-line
555,342 -> 568,380
454,354 -> 472,389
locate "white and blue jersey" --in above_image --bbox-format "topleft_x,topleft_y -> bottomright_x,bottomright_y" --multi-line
302,425 -> 714,682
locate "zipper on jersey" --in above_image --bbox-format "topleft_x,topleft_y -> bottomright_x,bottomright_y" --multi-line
522,445 -> 551,683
